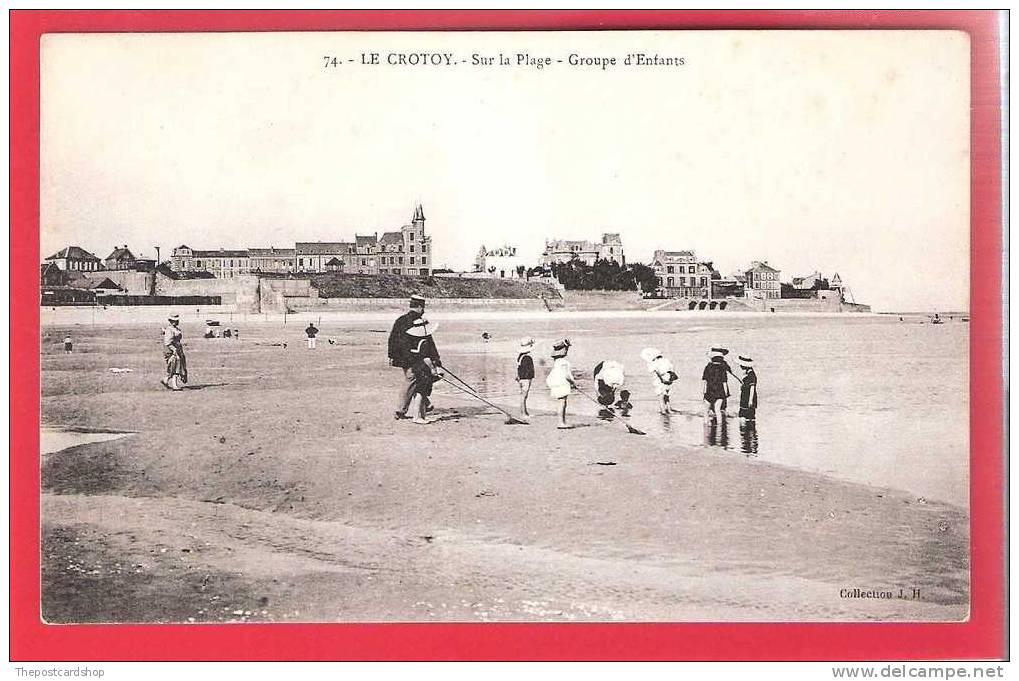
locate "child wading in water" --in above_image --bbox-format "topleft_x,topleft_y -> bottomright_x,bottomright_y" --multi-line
516,338 -> 536,420
702,347 -> 735,420
63,334 -> 73,354
737,355 -> 757,420
641,347 -> 678,415
592,360 -> 626,418
546,339 -> 577,429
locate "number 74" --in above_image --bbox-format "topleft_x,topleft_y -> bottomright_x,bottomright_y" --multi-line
323,56 -> 338,67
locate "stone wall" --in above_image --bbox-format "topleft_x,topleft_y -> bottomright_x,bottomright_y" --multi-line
155,274 -> 261,312
284,296 -> 549,312
80,270 -> 154,295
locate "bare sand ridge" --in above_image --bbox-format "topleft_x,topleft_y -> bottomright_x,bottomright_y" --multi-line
40,315 -> 968,622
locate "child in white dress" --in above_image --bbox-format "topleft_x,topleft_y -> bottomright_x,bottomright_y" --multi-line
641,347 -> 678,415
545,339 -> 576,429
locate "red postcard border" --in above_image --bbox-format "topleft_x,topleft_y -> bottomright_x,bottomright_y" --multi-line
10,10 -> 1004,661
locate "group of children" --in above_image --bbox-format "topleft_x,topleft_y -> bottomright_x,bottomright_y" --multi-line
514,338 -> 758,429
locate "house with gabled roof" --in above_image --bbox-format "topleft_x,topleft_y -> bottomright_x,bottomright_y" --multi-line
104,245 -> 137,271
745,261 -> 781,299
45,246 -> 102,272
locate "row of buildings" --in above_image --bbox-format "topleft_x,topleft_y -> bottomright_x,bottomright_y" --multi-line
473,235 -> 842,302
43,245 -> 157,273
44,211 -> 845,302
43,204 -> 434,280
170,204 -> 433,277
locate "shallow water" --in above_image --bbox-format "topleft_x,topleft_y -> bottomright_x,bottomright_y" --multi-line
40,427 -> 130,455
422,315 -> 969,507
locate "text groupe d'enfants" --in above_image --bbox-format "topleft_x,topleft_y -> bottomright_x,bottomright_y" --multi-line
356,51 -> 685,70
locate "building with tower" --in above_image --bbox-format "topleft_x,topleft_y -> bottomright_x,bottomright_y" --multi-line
168,203 -> 433,278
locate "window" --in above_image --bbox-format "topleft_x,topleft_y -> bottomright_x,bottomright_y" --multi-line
667,277 -> 674,287
410,245 -> 415,253
394,268 -> 401,274
421,256 -> 427,264
410,257 -> 416,264
399,257 -> 404,264
361,259 -> 367,266
421,245 -> 426,253
667,266 -> 674,274
410,233 -> 415,241
701,277 -> 707,286
680,277 -> 686,286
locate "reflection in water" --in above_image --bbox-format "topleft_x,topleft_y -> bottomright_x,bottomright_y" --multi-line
703,412 -> 760,457
703,413 -> 729,448
739,419 -> 759,456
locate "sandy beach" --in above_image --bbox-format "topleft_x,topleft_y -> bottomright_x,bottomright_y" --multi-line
40,312 -> 969,622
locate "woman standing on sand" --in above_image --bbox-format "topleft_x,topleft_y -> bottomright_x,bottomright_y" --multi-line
161,314 -> 188,391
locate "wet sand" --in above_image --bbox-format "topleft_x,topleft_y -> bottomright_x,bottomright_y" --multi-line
40,316 -> 969,622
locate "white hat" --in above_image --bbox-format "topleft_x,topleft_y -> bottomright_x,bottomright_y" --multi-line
520,337 -> 535,350
168,314 -> 180,323
596,360 -> 626,388
640,347 -> 661,363
406,318 -> 438,337
737,354 -> 754,367
709,347 -> 729,358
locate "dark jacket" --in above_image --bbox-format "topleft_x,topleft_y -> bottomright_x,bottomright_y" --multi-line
387,311 -> 419,368
408,335 -> 442,369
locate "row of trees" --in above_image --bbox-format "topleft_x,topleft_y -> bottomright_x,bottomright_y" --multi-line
528,257 -> 659,292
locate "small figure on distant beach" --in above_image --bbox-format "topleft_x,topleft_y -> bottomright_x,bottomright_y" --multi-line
161,314 -> 187,391
63,334 -> 73,354
546,339 -> 577,429
233,329 -> 239,340
592,360 -> 626,418
305,323 -> 318,349
516,338 -> 536,420
481,331 -> 492,344
737,355 -> 757,421
702,347 -> 731,419
405,318 -> 443,425
641,347 -> 678,415
223,328 -> 232,339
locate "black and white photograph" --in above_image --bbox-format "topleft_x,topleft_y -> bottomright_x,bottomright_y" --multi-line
38,29 -> 970,623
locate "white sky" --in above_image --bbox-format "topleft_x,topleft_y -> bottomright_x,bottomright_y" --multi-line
41,30 -> 970,311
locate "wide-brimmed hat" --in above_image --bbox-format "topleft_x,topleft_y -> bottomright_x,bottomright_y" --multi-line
709,347 -> 729,358
551,338 -> 571,358
409,294 -> 426,308
168,314 -> 180,323
596,360 -> 625,388
406,318 -> 438,337
737,354 -> 754,367
640,347 -> 662,363
519,337 -> 535,350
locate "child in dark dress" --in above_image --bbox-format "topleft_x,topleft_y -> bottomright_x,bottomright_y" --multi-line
702,347 -> 732,419
517,338 -> 535,420
737,355 -> 758,420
